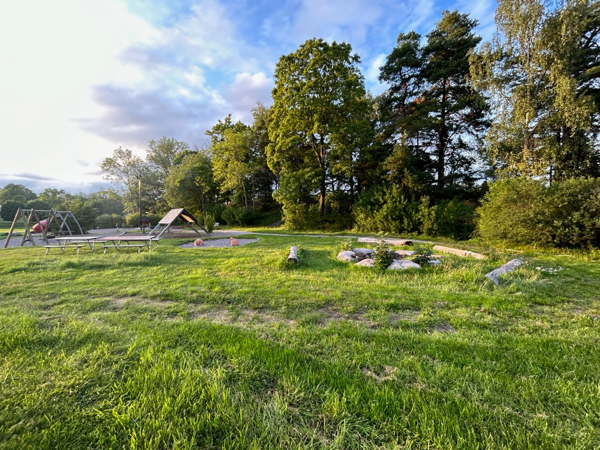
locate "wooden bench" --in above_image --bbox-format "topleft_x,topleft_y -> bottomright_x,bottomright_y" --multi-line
44,245 -> 86,255
102,244 -> 146,253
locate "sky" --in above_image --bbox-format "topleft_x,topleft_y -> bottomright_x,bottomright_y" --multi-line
0,0 -> 497,195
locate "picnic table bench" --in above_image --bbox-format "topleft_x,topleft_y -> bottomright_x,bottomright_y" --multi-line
97,235 -> 159,253
44,236 -> 100,254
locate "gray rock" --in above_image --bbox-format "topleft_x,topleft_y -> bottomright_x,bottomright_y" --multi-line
353,248 -> 373,256
355,258 -> 375,267
337,250 -> 357,262
388,259 -> 421,270
428,259 -> 442,265
394,250 -> 415,257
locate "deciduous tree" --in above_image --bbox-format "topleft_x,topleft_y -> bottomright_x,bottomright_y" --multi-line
267,38 -> 371,217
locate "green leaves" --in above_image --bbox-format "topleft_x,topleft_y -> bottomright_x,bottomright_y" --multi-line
268,38 -> 371,219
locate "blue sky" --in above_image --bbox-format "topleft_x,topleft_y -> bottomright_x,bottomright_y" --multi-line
0,0 -> 497,193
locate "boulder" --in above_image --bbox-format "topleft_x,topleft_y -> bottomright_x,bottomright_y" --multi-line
355,258 -> 375,267
353,248 -> 373,256
394,250 -> 415,257
337,251 -> 357,262
427,259 -> 442,265
388,259 -> 421,270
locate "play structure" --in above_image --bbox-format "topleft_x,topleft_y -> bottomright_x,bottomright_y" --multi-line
147,208 -> 209,239
2,208 -> 84,248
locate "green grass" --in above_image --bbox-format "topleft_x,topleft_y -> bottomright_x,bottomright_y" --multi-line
0,219 -> 23,237
0,235 -> 599,449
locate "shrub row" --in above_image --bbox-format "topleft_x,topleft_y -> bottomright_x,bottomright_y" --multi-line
477,177 -> 600,247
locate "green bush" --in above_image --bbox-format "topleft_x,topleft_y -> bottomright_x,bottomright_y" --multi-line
477,177 -> 600,247
282,203 -> 321,231
26,199 -> 52,211
221,206 -> 256,226
353,186 -> 420,234
353,188 -> 475,240
371,239 -> 394,269
434,199 -> 476,240
0,200 -> 24,221
204,213 -> 216,233
96,214 -> 125,229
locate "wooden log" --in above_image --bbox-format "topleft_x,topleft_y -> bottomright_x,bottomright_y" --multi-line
357,237 -> 413,246
287,246 -> 298,263
485,259 -> 524,285
432,245 -> 486,260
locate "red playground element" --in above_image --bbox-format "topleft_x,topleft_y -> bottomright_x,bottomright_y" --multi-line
194,239 -> 204,246
230,237 -> 239,246
32,219 -> 48,233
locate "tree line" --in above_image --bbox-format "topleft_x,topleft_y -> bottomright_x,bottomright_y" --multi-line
2,0 -> 599,245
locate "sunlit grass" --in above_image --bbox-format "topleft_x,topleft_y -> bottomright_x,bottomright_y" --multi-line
1,235 -> 599,449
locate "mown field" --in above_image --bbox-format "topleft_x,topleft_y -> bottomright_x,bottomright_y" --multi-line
0,234 -> 599,449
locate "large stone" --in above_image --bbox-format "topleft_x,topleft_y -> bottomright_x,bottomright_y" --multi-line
355,258 -> 375,267
353,248 -> 373,256
428,259 -> 443,265
394,250 -> 415,257
337,251 -> 357,262
388,259 -> 421,270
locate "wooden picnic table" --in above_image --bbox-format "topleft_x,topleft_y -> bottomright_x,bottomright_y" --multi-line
44,236 -> 100,254
96,235 -> 160,253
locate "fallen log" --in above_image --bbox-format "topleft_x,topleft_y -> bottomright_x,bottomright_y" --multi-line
357,238 -> 413,246
432,245 -> 486,260
287,246 -> 298,263
485,259 -> 524,285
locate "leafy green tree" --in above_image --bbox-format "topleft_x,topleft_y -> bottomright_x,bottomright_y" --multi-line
88,189 -> 124,216
100,147 -> 153,214
210,124 -> 255,209
147,137 -> 190,177
0,200 -> 24,221
470,0 -> 600,180
267,38 -> 371,217
164,151 -> 215,218
37,189 -> 70,208
26,199 -> 52,211
0,184 -> 37,204
54,196 -> 98,232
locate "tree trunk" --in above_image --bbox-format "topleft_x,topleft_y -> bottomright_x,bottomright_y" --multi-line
437,82 -> 448,189
200,185 -> 206,220
319,175 -> 326,216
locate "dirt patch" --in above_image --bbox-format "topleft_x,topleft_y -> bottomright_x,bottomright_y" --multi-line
432,322 -> 457,333
179,238 -> 258,248
363,365 -> 398,382
389,311 -> 420,323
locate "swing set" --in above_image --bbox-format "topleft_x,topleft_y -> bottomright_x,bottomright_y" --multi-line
2,208 -> 84,248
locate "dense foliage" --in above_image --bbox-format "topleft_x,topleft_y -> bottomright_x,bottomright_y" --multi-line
477,177 -> 600,247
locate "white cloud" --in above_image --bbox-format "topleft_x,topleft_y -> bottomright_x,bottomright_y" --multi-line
223,72 -> 274,122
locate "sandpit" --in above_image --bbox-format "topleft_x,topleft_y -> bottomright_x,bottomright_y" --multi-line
180,238 -> 258,248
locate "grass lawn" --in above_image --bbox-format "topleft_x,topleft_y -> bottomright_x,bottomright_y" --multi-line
0,235 -> 599,449
0,219 -> 24,237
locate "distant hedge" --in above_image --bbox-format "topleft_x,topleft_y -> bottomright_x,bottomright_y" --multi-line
477,178 -> 600,248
